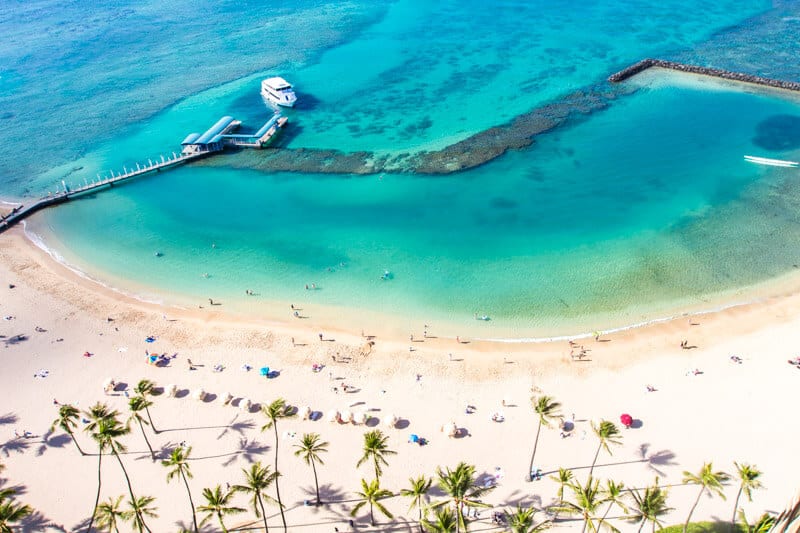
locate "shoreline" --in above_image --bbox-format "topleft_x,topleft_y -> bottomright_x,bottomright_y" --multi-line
14,219 -> 800,348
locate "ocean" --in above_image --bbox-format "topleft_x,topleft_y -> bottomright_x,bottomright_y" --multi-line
5,0 -> 800,338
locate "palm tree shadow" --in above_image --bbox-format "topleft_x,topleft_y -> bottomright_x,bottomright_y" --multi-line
36,429 -> 71,456
0,437 -> 31,457
221,437 -> 270,466
215,415 -> 256,440
498,489 -> 542,509
0,412 -> 19,425
637,443 -> 677,476
297,483 -> 349,510
71,516 -> 91,533
20,509 -> 66,532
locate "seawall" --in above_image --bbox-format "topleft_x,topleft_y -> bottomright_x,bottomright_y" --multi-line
608,58 -> 800,92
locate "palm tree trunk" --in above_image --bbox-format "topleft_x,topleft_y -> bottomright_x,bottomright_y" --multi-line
136,419 -> 156,461
730,487 -> 743,532
374,455 -> 380,483
257,492 -> 270,532
111,446 -> 152,533
600,501 -> 614,530
271,424 -> 288,532
527,420 -> 543,481
369,501 -> 375,526
180,470 -> 199,533
217,511 -> 228,533
86,449 -> 103,533
311,457 -> 321,505
683,486 -> 705,533
589,441 -> 602,476
144,405 -> 158,434
68,430 -> 87,456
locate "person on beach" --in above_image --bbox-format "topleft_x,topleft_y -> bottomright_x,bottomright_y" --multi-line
319,333 -> 324,341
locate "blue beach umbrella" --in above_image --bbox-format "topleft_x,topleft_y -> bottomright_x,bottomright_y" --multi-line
260,366 -> 270,377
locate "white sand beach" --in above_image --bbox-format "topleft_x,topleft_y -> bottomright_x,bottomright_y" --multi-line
1,228 -> 798,532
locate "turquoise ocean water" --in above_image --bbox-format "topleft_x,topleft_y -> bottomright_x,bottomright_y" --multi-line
5,0 -> 800,337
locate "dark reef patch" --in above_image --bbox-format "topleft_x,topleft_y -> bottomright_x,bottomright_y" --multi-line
752,114 -> 800,151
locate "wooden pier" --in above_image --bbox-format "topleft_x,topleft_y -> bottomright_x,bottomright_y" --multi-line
0,112 -> 288,235
0,152 -> 204,234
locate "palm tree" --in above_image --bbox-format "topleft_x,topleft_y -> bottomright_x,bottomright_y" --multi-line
51,403 -> 86,455
420,507 -> 458,533
431,462 -> 495,533
682,462 -> 730,533
261,397 -> 296,533
350,478 -> 393,527
628,478 -> 672,533
737,509 -> 775,533
128,396 -> 156,461
133,379 -> 159,433
357,429 -> 397,482
198,485 -> 245,533
0,488 -> 32,533
589,420 -> 623,476
598,479 -> 628,530
163,446 -> 199,533
730,462 -> 763,531
555,477 -> 607,533
400,475 -> 432,531
527,396 -> 561,481
96,495 -> 125,533
232,462 -> 278,533
549,467 -> 574,517
293,433 -> 328,505
505,505 -> 551,532
84,402 -> 120,533
94,414 -> 152,533
125,496 -> 158,533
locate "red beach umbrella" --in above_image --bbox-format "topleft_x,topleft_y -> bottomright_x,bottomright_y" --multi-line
620,413 -> 633,428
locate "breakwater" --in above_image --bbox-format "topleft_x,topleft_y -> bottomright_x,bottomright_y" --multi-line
609,59 -> 800,92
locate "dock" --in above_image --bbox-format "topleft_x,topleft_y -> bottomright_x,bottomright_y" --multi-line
0,113 -> 287,235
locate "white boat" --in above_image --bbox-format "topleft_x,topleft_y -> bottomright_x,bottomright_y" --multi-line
743,155 -> 799,168
261,77 -> 297,108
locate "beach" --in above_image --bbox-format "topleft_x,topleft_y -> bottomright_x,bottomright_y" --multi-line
1,227 -> 798,531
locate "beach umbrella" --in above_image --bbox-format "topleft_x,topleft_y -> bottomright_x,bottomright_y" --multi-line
326,409 -> 340,423
260,366 -> 270,377
102,378 -> 116,393
300,405 -> 311,420
382,414 -> 397,429
354,411 -> 368,425
443,421 -> 458,437
409,434 -> 419,443
165,384 -> 177,398
240,398 -> 251,412
192,388 -> 206,401
620,413 -> 633,428
341,410 -> 352,424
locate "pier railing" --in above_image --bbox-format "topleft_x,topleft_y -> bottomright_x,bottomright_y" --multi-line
0,152 -> 204,234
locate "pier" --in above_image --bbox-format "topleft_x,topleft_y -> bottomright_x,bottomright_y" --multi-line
0,113 -> 287,234
608,59 -> 800,92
